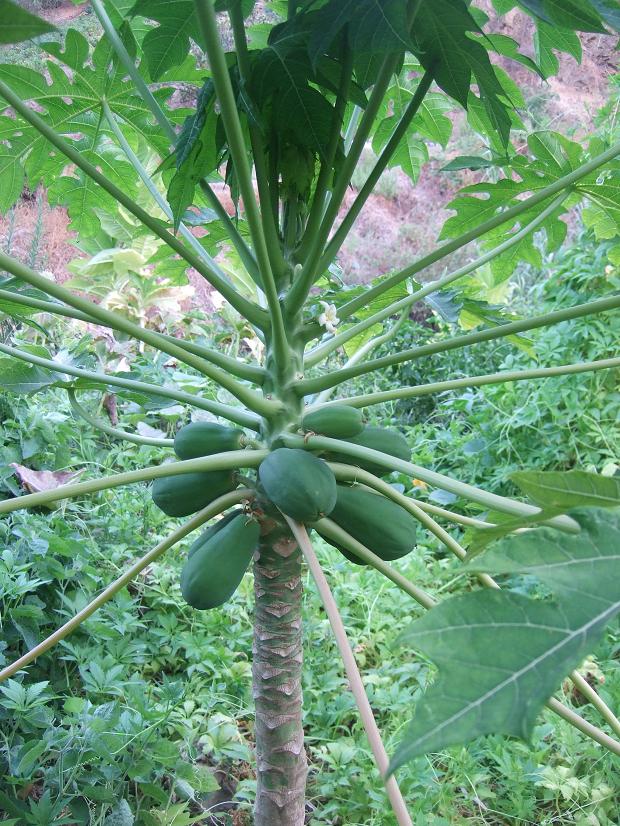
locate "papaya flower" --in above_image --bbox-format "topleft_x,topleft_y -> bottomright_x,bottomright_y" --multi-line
318,301 -> 339,334
412,479 -> 428,490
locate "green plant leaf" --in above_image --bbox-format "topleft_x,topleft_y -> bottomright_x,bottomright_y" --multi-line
130,0 -> 202,81
0,0 -> 55,45
511,469 -> 620,509
390,508 -> 620,770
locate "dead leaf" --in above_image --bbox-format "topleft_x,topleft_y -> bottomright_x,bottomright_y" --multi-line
10,464 -> 85,507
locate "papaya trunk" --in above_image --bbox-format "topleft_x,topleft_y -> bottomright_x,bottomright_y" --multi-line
252,527 -> 307,825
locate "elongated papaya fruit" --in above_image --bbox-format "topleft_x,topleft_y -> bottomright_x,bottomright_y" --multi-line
302,405 -> 364,439
258,447 -> 337,522
174,421 -> 245,460
188,508 -> 242,558
322,484 -> 417,564
180,513 -> 260,609
328,426 -> 410,476
151,470 -> 236,517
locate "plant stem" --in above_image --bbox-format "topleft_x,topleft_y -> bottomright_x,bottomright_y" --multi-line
0,340 -> 261,429
288,54 -> 399,310
306,193 -> 567,362
0,489 -> 253,683
312,518 -> 436,609
0,80 -> 267,329
252,523 -> 307,825
281,433 -> 579,528
286,519 -> 414,826
91,0 -> 257,275
194,0 -> 289,371
0,288 -> 265,384
295,42 -> 354,268
0,251 -> 275,416
336,140 -> 620,322
313,311 -> 408,404
68,389 -> 174,447
101,100 -> 229,279
297,294 -> 620,395
319,356 -> 620,409
0,451 -> 267,515
229,1 -> 288,281
319,70 -> 434,271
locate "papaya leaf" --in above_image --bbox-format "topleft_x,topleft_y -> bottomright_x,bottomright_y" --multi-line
0,357 -> 61,394
390,508 -> 620,770
130,0 -> 202,81
511,469 -> 620,509
0,0 -> 55,45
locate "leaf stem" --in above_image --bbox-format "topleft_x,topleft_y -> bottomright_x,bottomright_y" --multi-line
0,340 -> 261,430
0,79 -> 267,329
67,389 -> 174,447
297,294 -> 620,395
0,250 -> 275,416
319,71 -> 434,272
281,433 -> 579,528
319,356 -> 620,409
306,192 -> 567,362
288,54 -> 399,310
90,0 -> 257,274
0,489 -> 253,683
0,288 -> 265,384
284,518 -> 414,824
336,140 -> 620,322
0,451 -> 267,515
194,0 -> 289,370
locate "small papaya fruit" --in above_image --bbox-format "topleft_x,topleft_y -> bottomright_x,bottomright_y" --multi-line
180,513 -> 260,609
258,448 -> 337,522
174,421 -> 245,460
322,484 -> 417,564
328,426 -> 410,477
151,470 -> 236,517
302,405 -> 364,439
188,508 -> 242,558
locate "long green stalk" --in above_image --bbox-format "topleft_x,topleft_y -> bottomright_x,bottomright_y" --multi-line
285,519 -> 415,826
68,390 -> 174,447
194,0 -> 289,370
91,0 -> 257,276
319,356 -> 620,409
319,71 -> 434,271
0,80 -> 267,329
281,433 -> 578,528
297,294 -> 620,395
0,451 -> 267,515
228,2 -> 287,282
0,341 -> 261,430
306,193 -> 567,362
0,489 -> 253,683
0,250 -> 275,415
101,100 -> 229,280
335,140 -> 620,322
331,467 -> 620,743
0,288 -> 265,384
313,311 -> 408,405
288,54 -> 400,310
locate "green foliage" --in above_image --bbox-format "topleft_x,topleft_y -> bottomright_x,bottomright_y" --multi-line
0,0 -> 55,45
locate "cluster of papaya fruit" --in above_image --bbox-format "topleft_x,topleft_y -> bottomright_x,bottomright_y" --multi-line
151,408 -> 417,611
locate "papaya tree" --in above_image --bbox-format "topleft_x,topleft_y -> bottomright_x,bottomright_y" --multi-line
1,0 -> 620,823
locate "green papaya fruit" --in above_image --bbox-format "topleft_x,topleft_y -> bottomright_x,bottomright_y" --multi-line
188,508 -> 242,558
302,404 -> 364,439
258,448 -> 337,522
323,484 -> 417,565
151,470 -> 236,517
174,421 -> 244,460
328,426 -> 410,477
180,513 -> 260,609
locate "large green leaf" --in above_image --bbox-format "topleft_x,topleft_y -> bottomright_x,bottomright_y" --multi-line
0,0 -> 55,45
512,469 -> 620,509
130,0 -> 203,81
390,508 -> 620,770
